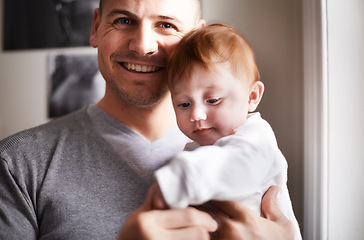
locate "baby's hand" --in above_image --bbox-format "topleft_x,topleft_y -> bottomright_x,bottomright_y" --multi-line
149,182 -> 169,209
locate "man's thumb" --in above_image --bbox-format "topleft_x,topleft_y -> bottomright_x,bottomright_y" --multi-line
261,186 -> 281,221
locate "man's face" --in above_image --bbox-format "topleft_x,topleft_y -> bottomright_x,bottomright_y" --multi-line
90,0 -> 203,108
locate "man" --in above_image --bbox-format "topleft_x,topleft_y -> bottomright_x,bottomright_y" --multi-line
0,0 -> 294,239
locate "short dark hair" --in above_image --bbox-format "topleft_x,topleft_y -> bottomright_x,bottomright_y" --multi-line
99,0 -> 104,17
98,0 -> 201,19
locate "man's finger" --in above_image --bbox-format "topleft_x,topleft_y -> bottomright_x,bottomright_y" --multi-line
155,207 -> 218,232
164,227 -> 212,240
210,200 -> 254,220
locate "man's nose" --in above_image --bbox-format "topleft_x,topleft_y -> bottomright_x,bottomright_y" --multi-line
190,105 -> 207,122
128,23 -> 158,56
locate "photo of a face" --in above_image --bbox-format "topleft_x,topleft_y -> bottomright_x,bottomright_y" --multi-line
3,0 -> 99,50
48,54 -> 105,118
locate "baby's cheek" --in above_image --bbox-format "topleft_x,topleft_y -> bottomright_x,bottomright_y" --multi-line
215,119 -> 237,137
177,121 -> 192,138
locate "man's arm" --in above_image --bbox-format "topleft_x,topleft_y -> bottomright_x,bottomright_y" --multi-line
0,157 -> 38,239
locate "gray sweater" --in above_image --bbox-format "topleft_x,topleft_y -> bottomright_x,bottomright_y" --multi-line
0,105 -> 187,240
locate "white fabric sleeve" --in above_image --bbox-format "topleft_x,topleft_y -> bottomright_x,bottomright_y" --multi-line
154,114 -> 287,209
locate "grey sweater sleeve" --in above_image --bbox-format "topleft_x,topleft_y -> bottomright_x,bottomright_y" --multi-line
0,152 -> 38,240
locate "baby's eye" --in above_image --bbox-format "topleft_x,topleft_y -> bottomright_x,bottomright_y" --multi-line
206,98 -> 222,105
178,102 -> 191,108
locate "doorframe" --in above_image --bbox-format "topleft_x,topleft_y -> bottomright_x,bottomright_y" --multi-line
302,0 -> 328,239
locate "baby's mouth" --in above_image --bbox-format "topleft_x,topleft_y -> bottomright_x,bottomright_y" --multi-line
121,63 -> 163,73
193,128 -> 213,134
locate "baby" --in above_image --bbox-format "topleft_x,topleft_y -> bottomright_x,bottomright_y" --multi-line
152,23 -> 301,239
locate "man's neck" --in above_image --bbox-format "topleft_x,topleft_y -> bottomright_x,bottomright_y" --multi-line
97,90 -> 176,142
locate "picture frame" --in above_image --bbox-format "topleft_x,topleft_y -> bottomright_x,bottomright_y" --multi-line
3,0 -> 99,50
48,53 -> 104,118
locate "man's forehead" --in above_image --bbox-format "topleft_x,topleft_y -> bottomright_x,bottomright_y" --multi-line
101,0 -> 201,33
104,0 -> 198,17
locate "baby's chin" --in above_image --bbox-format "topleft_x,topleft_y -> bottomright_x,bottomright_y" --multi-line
193,136 -> 220,146
185,127 -> 234,146
193,130 -> 236,146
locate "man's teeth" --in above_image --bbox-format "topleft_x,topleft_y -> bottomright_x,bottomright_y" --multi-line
125,63 -> 159,73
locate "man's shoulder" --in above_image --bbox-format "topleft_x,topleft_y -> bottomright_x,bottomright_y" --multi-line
0,108 -> 91,155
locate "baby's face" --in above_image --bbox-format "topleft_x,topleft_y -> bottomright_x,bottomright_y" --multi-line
171,62 -> 251,146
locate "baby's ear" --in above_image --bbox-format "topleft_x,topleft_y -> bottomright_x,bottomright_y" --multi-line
248,81 -> 265,112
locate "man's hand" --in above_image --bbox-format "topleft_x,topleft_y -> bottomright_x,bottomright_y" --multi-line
117,185 -> 218,240
149,182 -> 169,209
207,186 -> 295,240
118,186 -> 295,240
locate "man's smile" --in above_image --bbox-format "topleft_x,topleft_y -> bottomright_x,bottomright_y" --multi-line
121,62 -> 163,73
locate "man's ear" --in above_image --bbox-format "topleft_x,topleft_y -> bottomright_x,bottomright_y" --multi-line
198,19 -> 207,28
89,8 -> 100,48
248,81 -> 265,112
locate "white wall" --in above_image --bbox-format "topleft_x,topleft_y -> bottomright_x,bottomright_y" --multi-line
327,0 -> 364,238
202,0 -> 304,230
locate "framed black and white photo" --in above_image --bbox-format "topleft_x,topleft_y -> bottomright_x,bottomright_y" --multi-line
48,54 -> 105,118
3,0 -> 99,50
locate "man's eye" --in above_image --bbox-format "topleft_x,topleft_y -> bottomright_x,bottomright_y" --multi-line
160,22 -> 177,30
206,98 -> 221,105
178,102 -> 191,108
115,17 -> 130,25
162,22 -> 172,28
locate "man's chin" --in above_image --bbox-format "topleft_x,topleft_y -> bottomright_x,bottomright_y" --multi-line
107,80 -> 169,108
118,90 -> 169,109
